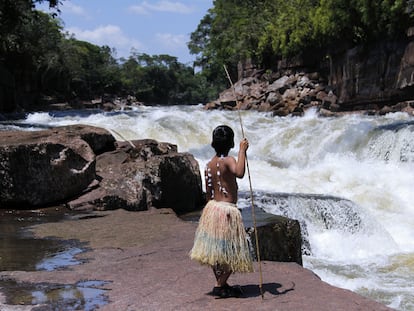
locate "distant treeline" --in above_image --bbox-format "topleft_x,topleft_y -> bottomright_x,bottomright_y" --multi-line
0,0 -> 219,112
1,0 -> 413,112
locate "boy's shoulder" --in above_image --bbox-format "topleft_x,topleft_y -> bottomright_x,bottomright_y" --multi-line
221,156 -> 236,166
206,156 -> 235,166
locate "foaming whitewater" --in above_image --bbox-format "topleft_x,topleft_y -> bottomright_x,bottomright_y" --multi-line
2,106 -> 414,310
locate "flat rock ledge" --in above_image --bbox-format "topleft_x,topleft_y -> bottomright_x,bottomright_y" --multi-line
0,209 -> 394,311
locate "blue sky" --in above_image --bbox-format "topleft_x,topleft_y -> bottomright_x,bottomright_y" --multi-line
39,1 -> 213,65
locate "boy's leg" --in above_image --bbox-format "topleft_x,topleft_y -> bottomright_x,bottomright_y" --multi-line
212,264 -> 243,298
213,263 -> 232,287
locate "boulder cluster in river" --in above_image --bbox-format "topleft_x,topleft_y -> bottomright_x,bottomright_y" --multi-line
207,38 -> 414,117
206,70 -> 414,117
205,72 -> 337,116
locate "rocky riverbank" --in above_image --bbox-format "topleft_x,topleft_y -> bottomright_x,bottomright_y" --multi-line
206,38 -> 414,117
0,208 -> 394,310
205,70 -> 414,117
0,124 -> 396,310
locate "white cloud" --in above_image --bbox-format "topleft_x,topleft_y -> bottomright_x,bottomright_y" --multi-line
66,25 -> 144,58
129,1 -> 194,15
64,2 -> 89,18
155,33 -> 188,50
128,5 -> 149,15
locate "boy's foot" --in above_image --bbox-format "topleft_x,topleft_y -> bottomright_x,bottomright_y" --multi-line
227,284 -> 243,297
212,285 -> 243,298
212,286 -> 223,297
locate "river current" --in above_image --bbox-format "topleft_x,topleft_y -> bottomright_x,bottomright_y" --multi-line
2,105 -> 414,310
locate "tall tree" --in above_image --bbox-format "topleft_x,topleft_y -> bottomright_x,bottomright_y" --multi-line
0,0 -> 62,111
59,38 -> 120,98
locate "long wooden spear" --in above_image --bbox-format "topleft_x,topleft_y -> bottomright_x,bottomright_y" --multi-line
224,65 -> 264,299
107,128 -> 136,149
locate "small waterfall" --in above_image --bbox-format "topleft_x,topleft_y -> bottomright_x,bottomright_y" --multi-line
238,191 -> 398,260
362,120 -> 414,162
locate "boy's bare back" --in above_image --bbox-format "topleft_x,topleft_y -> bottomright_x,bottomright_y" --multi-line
205,138 -> 249,204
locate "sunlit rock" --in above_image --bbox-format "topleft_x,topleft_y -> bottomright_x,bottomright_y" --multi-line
0,125 -> 115,207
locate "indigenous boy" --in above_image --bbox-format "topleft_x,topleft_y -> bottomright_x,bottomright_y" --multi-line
190,125 -> 253,298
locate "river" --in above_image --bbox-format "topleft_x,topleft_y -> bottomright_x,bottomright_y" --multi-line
1,105 -> 414,310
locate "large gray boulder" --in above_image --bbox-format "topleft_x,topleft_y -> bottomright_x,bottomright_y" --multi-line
0,125 -> 115,207
68,139 -> 204,215
0,125 -> 208,214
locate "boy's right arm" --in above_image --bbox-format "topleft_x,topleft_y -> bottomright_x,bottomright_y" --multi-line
231,138 -> 249,178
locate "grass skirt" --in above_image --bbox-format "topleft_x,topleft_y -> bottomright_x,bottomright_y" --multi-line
189,200 -> 253,273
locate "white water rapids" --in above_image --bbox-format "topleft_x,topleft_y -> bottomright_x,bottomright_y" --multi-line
2,105 -> 414,310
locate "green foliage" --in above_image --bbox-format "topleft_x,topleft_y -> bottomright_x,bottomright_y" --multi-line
189,0 -> 270,83
261,0 -> 317,57
3,0 -> 412,113
119,52 -> 216,104
58,38 -> 121,98
189,0 -> 414,70
0,0 -> 215,111
0,0 -> 60,55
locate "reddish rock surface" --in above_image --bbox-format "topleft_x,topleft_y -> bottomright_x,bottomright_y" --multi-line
0,209 -> 394,311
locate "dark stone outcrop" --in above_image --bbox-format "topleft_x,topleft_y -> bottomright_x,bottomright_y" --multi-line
0,126 -> 203,214
242,208 -> 303,265
70,139 -> 203,215
330,39 -> 414,110
207,35 -> 414,116
0,125 -> 115,207
249,217 -> 302,265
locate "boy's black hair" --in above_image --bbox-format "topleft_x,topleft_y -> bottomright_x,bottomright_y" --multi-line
211,125 -> 234,156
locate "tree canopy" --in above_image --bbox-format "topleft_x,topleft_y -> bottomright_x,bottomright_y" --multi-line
0,0 -> 213,112
189,0 -> 413,80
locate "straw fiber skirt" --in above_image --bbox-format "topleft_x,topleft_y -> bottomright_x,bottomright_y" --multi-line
189,200 -> 253,273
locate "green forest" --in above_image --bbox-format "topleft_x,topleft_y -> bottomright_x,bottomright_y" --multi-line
1,0 -> 413,112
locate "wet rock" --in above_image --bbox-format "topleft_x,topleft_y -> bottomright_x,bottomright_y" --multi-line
246,212 -> 303,266
0,126 -> 203,214
397,41 -> 414,88
0,125 -> 115,207
268,76 -> 290,93
266,91 -> 282,105
255,217 -> 302,265
15,209 -> 393,311
69,139 -> 203,215
379,105 -> 393,115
